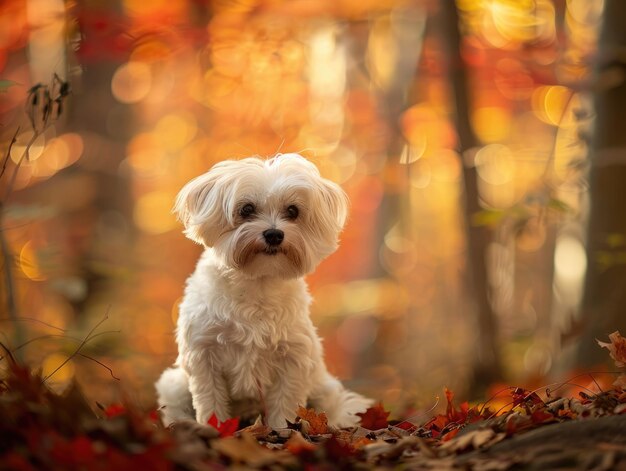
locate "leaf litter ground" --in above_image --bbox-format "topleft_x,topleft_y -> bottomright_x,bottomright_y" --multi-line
2,332 -> 626,470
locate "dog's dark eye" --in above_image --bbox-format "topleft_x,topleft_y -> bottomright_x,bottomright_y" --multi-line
286,205 -> 299,220
240,203 -> 256,218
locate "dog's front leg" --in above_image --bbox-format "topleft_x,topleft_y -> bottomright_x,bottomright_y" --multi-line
264,363 -> 308,429
185,353 -> 230,425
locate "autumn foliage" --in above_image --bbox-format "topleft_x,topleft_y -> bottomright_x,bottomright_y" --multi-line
2,332 -> 626,469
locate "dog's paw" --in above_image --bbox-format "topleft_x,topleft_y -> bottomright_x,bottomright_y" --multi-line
195,404 -> 231,426
170,418 -> 220,439
266,415 -> 288,430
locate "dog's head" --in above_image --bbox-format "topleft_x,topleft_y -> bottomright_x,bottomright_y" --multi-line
174,154 -> 348,278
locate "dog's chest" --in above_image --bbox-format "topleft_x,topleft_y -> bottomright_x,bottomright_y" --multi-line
216,296 -> 315,395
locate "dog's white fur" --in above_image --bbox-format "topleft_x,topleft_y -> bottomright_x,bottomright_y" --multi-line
155,153 -> 372,429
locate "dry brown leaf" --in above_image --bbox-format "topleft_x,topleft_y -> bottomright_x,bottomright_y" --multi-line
285,431 -> 317,454
364,436 -> 425,461
296,406 -> 328,435
597,331 -> 626,368
212,432 -> 295,467
439,429 -> 505,454
237,415 -> 272,438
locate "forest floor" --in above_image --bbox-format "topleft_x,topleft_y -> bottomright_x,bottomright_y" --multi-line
1,333 -> 626,470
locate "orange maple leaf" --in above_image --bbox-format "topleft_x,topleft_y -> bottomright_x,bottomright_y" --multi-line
356,402 -> 390,430
296,406 -> 328,435
445,388 -> 469,423
597,330 -> 626,368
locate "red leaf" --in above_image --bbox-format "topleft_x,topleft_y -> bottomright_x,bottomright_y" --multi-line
442,428 -> 460,441
2,452 -> 36,471
323,436 -> 356,460
445,388 -> 468,423
530,409 -> 555,424
71,436 -> 97,464
393,420 -> 416,431
207,414 -> 240,437
104,403 -> 126,418
356,402 -> 390,430
511,388 -> 544,408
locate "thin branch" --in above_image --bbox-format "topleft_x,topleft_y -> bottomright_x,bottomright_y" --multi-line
4,131 -> 39,202
0,341 -> 15,364
5,329 -> 121,354
392,396 -> 441,431
0,127 -> 20,181
42,306 -> 111,383
0,317 -> 67,333
78,353 -> 120,380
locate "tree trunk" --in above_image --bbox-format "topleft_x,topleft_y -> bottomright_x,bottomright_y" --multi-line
576,0 -> 626,367
439,0 -> 503,390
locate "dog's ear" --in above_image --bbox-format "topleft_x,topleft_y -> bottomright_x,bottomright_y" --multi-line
311,177 -> 349,247
318,178 -> 349,234
173,165 -> 230,246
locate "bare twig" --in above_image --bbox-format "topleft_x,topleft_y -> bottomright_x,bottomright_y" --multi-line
4,329 -> 121,356
4,131 -> 39,202
393,396 -> 441,431
0,127 -> 19,181
0,329 -> 121,382
485,378 -> 603,420
0,221 -> 21,356
42,306 -> 111,383
0,317 -> 66,333
0,341 -> 15,364
0,75 -> 70,359
78,353 -> 120,380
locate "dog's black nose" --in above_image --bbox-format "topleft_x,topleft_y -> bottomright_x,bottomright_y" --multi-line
263,228 -> 284,246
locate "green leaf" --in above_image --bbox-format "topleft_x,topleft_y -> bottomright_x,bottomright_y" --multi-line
547,198 -> 572,213
472,209 -> 505,227
0,79 -> 19,92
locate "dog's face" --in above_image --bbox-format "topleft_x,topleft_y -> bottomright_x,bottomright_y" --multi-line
174,154 -> 348,278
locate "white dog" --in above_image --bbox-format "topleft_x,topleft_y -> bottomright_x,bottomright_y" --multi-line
155,153 -> 372,429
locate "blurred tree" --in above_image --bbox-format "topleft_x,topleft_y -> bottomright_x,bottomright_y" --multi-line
576,0 -> 626,366
439,0 -> 503,390
365,6 -> 426,276
61,0 -> 134,317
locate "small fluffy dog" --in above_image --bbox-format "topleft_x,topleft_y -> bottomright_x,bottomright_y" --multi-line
155,153 -> 371,429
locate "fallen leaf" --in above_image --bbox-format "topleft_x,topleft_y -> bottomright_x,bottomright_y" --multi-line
511,387 -> 544,408
296,406 -> 328,435
614,375 -> 626,389
440,428 -> 503,453
445,388 -> 470,423
357,402 -> 390,430
597,331 -> 626,368
557,408 -> 577,420
213,432 -> 294,466
442,428 -> 460,441
323,436 -> 356,460
364,436 -> 424,461
237,415 -> 271,438
285,431 -> 317,454
207,414 -> 240,437
103,404 -> 126,418
530,409 -> 555,424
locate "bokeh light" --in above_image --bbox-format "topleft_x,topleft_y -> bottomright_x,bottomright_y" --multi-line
112,61 -> 153,104
0,0 -> 606,413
